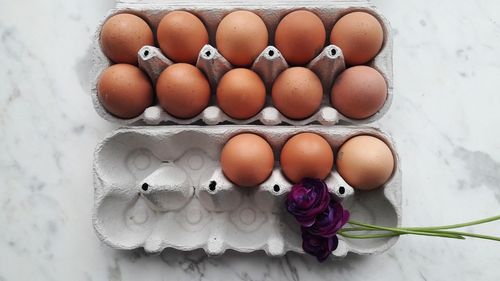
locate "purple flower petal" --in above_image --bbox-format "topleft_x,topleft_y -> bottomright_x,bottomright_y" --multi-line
286,178 -> 331,227
286,178 -> 349,262
302,230 -> 339,262
303,198 -> 350,238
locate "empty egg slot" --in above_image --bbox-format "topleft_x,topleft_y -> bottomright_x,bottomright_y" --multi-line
95,191 -> 157,249
340,187 -> 400,254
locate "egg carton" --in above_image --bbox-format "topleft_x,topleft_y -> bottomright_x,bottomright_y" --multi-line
93,125 -> 402,259
90,0 -> 393,126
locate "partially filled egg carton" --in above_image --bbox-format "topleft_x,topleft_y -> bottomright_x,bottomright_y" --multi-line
90,0 -> 393,125
93,125 -> 402,258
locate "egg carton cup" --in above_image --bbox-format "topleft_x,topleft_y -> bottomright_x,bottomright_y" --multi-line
90,0 -> 393,126
93,125 -> 402,259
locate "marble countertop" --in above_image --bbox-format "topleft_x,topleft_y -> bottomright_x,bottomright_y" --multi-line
1,0 -> 500,280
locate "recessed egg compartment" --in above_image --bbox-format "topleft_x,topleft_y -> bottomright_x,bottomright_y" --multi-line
93,126 -> 402,259
90,0 -> 393,125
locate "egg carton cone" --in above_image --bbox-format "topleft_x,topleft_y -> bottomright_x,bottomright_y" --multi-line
93,125 -> 402,259
90,0 -> 393,125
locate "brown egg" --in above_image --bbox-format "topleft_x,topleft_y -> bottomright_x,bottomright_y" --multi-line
157,11 -> 209,64
221,133 -> 274,187
97,64 -> 153,119
100,13 -> 154,65
216,11 -> 268,66
330,11 -> 384,65
216,68 -> 266,119
280,133 -> 334,183
156,63 -> 210,119
331,66 -> 387,119
272,67 -> 323,119
336,135 -> 394,190
275,10 -> 326,65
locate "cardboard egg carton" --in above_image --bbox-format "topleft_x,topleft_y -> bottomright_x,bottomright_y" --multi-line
90,0 -> 393,125
93,125 -> 402,258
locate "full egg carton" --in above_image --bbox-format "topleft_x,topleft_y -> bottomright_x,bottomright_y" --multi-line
93,125 -> 402,259
90,0 -> 393,126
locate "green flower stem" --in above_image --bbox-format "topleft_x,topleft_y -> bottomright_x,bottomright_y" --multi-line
337,229 -> 465,237
339,228 -> 500,241
338,216 -> 500,241
345,220 -> 465,239
340,227 -> 375,232
403,215 -> 500,231
338,231 -> 399,239
424,230 -> 500,242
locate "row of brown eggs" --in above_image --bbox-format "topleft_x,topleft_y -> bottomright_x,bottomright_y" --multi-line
220,132 -> 395,190
98,63 -> 387,120
97,9 -> 387,121
100,10 -> 384,67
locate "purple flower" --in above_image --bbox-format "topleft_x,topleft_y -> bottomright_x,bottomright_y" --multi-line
285,178 -> 351,262
286,178 -> 331,227
304,199 -> 350,238
302,230 -> 339,262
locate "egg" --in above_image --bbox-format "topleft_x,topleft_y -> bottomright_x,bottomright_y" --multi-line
97,64 -> 153,119
331,65 -> 387,119
221,133 -> 274,187
275,10 -> 326,65
156,63 -> 210,119
330,11 -> 384,65
217,68 -> 266,119
272,67 -> 323,119
336,135 -> 394,190
280,133 -> 334,183
157,11 -> 209,64
216,11 -> 268,66
100,13 -> 154,65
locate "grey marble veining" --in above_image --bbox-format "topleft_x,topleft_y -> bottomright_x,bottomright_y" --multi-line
1,0 -> 500,280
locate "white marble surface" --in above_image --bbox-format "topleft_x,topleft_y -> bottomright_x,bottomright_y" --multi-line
1,0 -> 500,280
